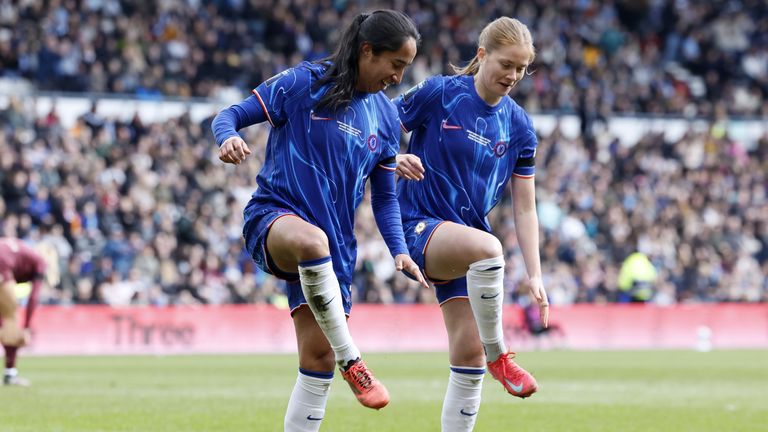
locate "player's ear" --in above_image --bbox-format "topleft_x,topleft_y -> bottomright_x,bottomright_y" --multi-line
360,42 -> 373,59
476,46 -> 486,62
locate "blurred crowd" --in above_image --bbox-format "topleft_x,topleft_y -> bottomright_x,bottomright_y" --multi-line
0,0 -> 766,117
0,0 -> 766,307
1,98 -> 765,307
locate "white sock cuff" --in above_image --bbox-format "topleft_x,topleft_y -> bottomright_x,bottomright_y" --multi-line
298,257 -> 334,281
298,369 -> 333,396
468,256 -> 505,272
449,365 -> 486,375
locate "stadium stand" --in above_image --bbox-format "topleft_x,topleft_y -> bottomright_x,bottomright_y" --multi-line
0,0 -> 765,306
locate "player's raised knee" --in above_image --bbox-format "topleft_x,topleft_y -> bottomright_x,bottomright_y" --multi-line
470,234 -> 503,263
292,228 -> 330,261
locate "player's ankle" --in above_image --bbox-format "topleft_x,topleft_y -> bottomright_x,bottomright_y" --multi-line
340,357 -> 361,372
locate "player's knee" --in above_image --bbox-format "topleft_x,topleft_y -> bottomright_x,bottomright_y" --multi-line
470,235 -> 503,263
293,228 -> 330,260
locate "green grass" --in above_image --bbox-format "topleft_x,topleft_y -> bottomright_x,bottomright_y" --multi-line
1,351 -> 766,431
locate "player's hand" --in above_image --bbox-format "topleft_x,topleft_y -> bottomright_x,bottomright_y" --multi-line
219,136 -> 252,165
521,276 -> 549,328
394,254 -> 429,289
0,321 -> 27,348
395,154 -> 424,180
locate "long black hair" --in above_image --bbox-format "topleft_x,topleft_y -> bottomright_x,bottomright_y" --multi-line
313,10 -> 420,112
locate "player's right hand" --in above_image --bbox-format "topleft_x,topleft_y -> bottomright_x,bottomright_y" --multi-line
219,136 -> 252,165
395,154 -> 424,180
0,322 -> 27,348
394,254 -> 429,289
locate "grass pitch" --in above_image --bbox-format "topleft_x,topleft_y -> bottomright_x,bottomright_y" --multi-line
0,350 -> 766,431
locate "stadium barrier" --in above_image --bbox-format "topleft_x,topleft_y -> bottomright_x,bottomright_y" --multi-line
21,303 -> 768,355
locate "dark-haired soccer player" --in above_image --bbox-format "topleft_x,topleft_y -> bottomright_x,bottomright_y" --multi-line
393,17 -> 549,431
0,238 -> 57,387
212,9 -> 427,431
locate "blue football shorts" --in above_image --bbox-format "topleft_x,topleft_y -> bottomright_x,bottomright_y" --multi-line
402,218 -> 468,304
243,201 -> 352,315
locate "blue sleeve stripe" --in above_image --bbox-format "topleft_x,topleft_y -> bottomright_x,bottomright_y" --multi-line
252,89 -> 275,128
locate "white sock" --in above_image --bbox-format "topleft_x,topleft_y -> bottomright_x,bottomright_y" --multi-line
299,257 -> 360,367
441,366 -> 484,432
284,369 -> 333,432
466,256 -> 507,362
5,368 -> 17,377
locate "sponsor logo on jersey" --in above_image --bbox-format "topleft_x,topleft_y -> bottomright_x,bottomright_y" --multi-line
310,111 -> 333,121
441,119 -> 462,130
337,121 -> 362,138
466,130 -> 491,147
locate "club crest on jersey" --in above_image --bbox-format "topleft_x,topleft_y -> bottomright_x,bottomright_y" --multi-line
366,134 -> 378,151
493,141 -> 508,157
414,221 -> 427,234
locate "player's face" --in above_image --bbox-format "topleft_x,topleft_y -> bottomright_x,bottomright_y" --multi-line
357,37 -> 417,93
476,43 -> 531,102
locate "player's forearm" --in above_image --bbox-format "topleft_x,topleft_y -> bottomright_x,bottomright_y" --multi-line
212,96 -> 266,146
370,165 -> 408,257
513,178 -> 542,278
0,281 -> 18,321
514,210 -> 543,279
23,279 -> 41,328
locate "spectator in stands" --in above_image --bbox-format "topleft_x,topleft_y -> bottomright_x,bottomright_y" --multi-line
211,9 -> 427,430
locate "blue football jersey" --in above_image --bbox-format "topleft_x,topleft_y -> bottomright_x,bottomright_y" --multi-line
251,61 -> 402,284
393,75 -> 538,232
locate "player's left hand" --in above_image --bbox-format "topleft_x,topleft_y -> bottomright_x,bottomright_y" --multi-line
395,154 -> 424,180
394,254 -> 429,289
521,276 -> 549,328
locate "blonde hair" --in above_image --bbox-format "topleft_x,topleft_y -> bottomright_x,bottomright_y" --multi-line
452,17 -> 535,76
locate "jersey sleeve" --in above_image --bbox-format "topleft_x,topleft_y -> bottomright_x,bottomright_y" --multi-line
392,76 -> 443,133
252,66 -> 313,128
512,110 -> 538,178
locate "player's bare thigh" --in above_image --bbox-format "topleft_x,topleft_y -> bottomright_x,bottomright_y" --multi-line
266,215 -> 330,273
424,222 -> 503,281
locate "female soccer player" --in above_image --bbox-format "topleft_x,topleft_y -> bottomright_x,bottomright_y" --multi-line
212,10 -> 426,431
0,238 -> 58,386
393,17 -> 549,431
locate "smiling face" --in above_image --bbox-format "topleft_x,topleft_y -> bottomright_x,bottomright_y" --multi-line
474,43 -> 532,105
356,37 -> 418,93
